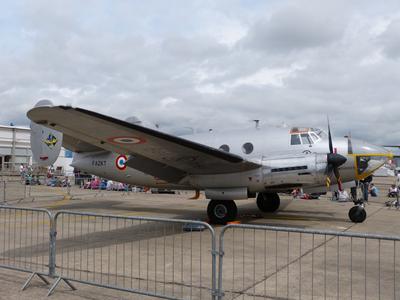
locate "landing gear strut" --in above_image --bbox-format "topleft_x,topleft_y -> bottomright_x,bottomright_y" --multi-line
348,201 -> 367,223
256,192 -> 280,213
207,200 -> 237,225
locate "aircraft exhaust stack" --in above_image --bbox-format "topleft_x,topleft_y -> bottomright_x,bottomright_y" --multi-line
30,100 -> 63,166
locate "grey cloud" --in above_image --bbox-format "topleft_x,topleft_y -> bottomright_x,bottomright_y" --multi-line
241,1 -> 350,53
380,19 -> 400,59
162,36 -> 228,60
1,1 -> 400,146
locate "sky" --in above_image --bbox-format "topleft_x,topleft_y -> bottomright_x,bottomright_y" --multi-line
0,0 -> 400,144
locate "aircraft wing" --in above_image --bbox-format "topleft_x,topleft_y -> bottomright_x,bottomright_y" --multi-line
62,134 -> 104,153
27,106 -> 261,178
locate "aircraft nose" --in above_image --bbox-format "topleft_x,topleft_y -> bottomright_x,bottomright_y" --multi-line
350,139 -> 393,179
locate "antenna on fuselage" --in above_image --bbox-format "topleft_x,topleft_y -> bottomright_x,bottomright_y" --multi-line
252,119 -> 260,129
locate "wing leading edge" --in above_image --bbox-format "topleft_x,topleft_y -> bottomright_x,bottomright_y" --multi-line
27,106 -> 261,179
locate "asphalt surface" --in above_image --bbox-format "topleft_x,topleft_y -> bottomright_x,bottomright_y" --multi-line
0,176 -> 399,299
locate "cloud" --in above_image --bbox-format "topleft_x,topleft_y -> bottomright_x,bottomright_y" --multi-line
380,18 -> 400,59
160,96 -> 180,108
0,0 -> 400,146
241,0 -> 350,53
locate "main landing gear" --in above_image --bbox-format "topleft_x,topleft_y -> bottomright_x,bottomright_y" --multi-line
348,200 -> 367,223
256,192 -> 280,213
206,192 -> 281,225
207,200 -> 237,225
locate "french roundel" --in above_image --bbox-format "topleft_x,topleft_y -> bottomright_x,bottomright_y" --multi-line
108,136 -> 145,145
115,155 -> 128,170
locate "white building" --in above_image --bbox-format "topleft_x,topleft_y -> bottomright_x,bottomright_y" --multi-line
0,125 -> 73,175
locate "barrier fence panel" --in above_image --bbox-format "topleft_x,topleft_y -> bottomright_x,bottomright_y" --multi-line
0,180 -> 29,203
0,181 -> 5,203
218,224 -> 400,300
28,177 -> 108,201
0,206 -> 52,277
51,211 -> 217,299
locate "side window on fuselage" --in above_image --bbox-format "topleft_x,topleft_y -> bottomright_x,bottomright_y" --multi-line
291,134 -> 301,145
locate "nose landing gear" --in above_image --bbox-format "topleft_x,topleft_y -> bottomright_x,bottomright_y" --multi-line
348,201 -> 367,223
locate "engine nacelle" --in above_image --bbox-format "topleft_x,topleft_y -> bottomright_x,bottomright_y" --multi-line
30,100 -> 63,166
262,153 -> 327,187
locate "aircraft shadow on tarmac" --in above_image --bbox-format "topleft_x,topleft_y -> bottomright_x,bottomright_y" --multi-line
41,199 -> 341,223
1,220 -> 187,258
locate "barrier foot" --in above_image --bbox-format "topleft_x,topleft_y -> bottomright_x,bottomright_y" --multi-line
47,277 -> 76,296
21,272 -> 50,291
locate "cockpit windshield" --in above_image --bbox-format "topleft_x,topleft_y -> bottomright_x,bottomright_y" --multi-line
312,128 -> 327,138
290,127 -> 326,145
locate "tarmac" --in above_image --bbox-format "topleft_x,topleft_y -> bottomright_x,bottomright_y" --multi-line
0,176 -> 399,299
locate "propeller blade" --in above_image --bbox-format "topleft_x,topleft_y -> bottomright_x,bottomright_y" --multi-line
327,117 -> 333,154
326,176 -> 331,188
333,166 -> 343,191
325,118 -> 346,192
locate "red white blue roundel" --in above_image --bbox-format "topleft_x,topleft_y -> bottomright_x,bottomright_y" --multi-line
115,155 -> 128,170
108,136 -> 144,145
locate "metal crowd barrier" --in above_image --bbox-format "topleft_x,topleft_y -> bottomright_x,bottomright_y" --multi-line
0,206 -> 52,288
218,224 -> 400,300
0,179 -> 30,203
2,205 -> 400,299
0,176 -> 143,203
50,211 -> 217,299
0,181 -> 5,203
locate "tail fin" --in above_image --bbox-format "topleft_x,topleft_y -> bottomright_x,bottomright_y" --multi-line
30,100 -> 63,166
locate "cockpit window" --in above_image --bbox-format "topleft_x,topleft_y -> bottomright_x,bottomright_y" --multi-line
314,128 -> 327,138
290,127 -> 325,145
291,134 -> 301,145
301,133 -> 313,144
310,132 -> 319,142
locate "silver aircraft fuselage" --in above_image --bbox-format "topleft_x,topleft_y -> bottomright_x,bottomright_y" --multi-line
71,126 -> 391,199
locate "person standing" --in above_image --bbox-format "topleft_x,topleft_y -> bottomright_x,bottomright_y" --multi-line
350,180 -> 358,201
360,175 -> 373,202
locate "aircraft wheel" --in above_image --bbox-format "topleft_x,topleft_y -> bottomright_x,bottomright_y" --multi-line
348,206 -> 367,223
207,200 -> 237,225
256,192 -> 280,213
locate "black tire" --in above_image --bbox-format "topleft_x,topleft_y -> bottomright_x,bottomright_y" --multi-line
348,206 -> 367,223
256,193 -> 280,213
207,200 -> 237,225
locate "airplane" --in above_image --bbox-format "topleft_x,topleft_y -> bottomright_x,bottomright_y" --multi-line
27,100 -> 393,224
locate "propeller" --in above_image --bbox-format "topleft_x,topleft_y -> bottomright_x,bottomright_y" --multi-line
326,119 -> 347,191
